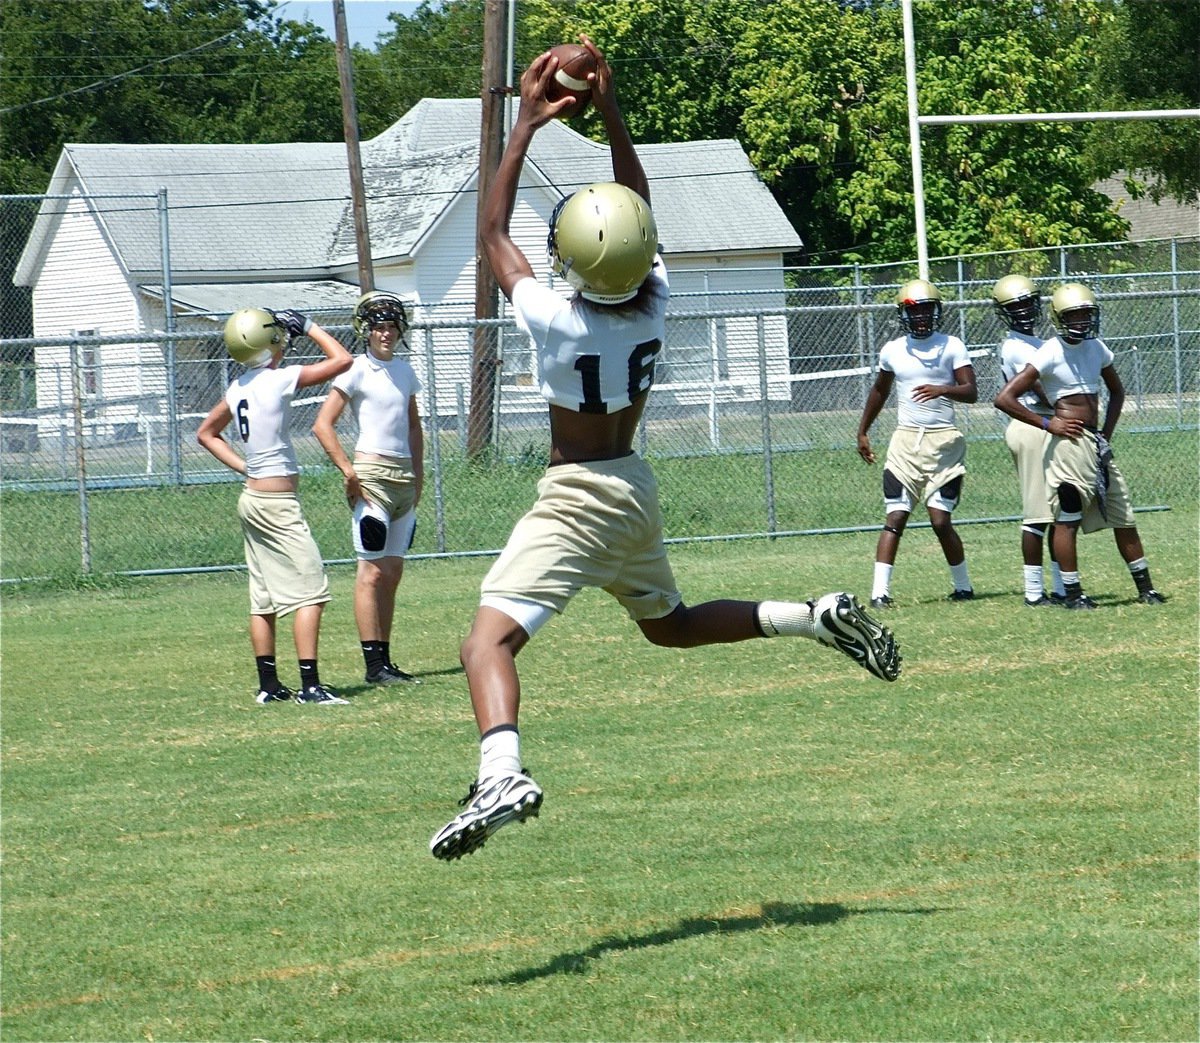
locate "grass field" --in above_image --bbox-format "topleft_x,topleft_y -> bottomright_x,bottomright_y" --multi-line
2,507 -> 1197,1041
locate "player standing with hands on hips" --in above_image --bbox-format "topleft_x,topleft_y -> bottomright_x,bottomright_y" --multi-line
313,291 -> 425,685
856,279 -> 977,607
198,307 -> 352,705
430,36 -> 900,862
994,282 -> 1165,609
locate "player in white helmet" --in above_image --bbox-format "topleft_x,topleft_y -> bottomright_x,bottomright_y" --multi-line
312,291 -> 425,685
856,278 -> 978,607
429,36 -> 900,863
197,307 -> 352,704
995,282 -> 1165,609
992,274 -> 1065,606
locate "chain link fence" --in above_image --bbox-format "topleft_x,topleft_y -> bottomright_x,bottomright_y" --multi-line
2,208 -> 1196,581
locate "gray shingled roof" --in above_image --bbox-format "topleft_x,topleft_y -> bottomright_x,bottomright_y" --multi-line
1093,174 -> 1200,242
16,99 -> 801,286
395,99 -> 803,255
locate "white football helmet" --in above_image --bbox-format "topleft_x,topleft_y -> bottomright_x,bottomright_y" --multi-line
223,308 -> 284,368
1050,283 -> 1100,343
895,278 -> 943,338
548,182 -> 658,304
353,291 -> 410,339
992,274 -> 1042,335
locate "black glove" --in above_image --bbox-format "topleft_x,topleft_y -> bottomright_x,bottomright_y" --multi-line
271,309 -> 312,337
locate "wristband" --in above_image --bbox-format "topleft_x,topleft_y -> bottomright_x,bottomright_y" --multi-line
1041,416 -> 1051,430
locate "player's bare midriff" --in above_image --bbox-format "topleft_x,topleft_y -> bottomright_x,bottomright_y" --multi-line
246,475 -> 299,492
1054,391 -> 1100,428
354,451 -> 409,464
548,392 -> 649,465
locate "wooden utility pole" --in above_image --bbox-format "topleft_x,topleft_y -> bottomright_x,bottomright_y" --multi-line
333,0 -> 374,292
467,0 -> 510,458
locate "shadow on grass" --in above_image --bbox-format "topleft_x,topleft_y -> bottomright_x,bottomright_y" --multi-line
482,900 -> 948,985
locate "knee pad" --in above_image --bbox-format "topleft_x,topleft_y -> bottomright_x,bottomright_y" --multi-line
359,514 -> 388,553
937,474 -> 963,503
927,474 -> 962,514
882,469 -> 913,514
882,524 -> 902,536
882,469 -> 904,500
1058,482 -> 1082,514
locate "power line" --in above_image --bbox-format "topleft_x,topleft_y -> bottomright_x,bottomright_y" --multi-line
0,29 -> 238,115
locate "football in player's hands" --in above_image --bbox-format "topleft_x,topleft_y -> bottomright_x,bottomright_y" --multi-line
545,43 -> 596,119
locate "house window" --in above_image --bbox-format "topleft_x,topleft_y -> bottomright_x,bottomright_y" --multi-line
74,329 -> 100,397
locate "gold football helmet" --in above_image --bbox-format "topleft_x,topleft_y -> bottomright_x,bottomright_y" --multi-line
548,182 -> 658,304
895,278 -> 943,338
223,308 -> 283,368
1050,283 -> 1100,343
992,274 -> 1042,335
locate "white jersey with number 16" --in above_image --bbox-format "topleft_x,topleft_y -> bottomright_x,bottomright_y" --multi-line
510,257 -> 668,414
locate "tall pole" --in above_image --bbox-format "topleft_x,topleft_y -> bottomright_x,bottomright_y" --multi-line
468,0 -> 509,458
902,0 -> 929,280
333,0 -> 374,292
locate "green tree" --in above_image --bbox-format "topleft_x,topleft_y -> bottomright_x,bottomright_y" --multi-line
0,0 -> 344,195
510,0 -> 1138,263
357,0 -> 488,137
1082,0 -> 1200,205
0,0 -> 343,337
727,0 -> 1133,263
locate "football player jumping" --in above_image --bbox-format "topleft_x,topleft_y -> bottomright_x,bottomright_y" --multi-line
429,36 -> 901,863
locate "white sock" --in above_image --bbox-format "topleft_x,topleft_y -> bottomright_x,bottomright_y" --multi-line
1050,562 -> 1066,597
872,562 -> 893,600
1023,564 -> 1044,601
1127,556 -> 1149,574
950,561 -> 971,592
479,726 -> 521,778
756,600 -> 815,639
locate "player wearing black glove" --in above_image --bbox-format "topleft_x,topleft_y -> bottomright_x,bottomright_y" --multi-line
270,309 -> 312,338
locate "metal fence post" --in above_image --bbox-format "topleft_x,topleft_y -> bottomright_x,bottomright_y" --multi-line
159,190 -> 182,484
423,325 -> 446,553
68,336 -> 92,574
757,314 -> 777,535
1172,238 -> 1183,428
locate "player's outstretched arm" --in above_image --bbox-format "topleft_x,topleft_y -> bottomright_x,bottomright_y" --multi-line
581,35 -> 649,205
482,50 -> 570,300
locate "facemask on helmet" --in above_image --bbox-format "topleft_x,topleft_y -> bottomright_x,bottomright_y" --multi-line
895,279 -> 943,338
1050,283 -> 1100,343
353,291 -> 410,340
223,307 -> 284,368
547,182 -> 658,305
992,274 -> 1042,335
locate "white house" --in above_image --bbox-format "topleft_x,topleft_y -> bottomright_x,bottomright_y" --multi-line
14,99 -> 803,431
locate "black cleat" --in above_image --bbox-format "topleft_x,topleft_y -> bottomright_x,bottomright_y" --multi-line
430,771 -> 543,861
813,592 -> 902,682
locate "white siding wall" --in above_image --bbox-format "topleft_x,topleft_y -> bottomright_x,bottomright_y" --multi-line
649,253 -> 791,407
412,182 -> 563,420
33,195 -> 167,436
